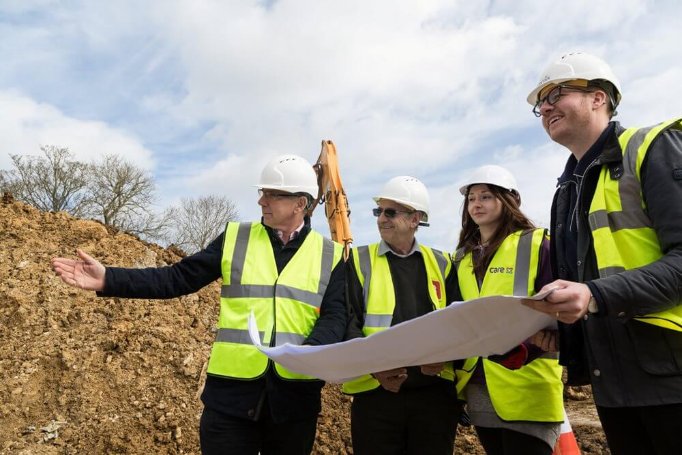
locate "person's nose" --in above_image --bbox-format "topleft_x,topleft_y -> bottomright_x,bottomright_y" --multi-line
539,98 -> 554,116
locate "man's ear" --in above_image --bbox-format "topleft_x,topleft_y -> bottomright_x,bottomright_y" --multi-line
592,89 -> 608,110
295,196 -> 308,213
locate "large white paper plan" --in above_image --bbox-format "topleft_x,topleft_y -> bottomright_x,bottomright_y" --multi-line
247,291 -> 556,383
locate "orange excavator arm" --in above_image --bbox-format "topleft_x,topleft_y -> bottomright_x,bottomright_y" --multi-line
309,140 -> 353,260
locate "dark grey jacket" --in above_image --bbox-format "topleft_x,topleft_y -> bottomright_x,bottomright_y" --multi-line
551,121 -> 682,407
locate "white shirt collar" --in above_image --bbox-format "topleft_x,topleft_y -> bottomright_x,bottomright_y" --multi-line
377,238 -> 422,258
275,221 -> 305,243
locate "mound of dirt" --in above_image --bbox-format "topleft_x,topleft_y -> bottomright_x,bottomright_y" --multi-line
0,199 -> 608,454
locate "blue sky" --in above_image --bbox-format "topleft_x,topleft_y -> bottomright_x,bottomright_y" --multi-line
1,0 -> 680,251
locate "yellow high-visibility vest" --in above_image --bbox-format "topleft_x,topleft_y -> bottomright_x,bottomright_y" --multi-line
206,222 -> 343,380
589,118 -> 682,331
342,243 -> 475,394
456,229 -> 563,422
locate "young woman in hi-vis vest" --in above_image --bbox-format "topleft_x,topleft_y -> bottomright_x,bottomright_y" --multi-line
454,164 -> 564,455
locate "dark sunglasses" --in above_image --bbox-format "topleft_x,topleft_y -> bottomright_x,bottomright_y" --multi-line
372,207 -> 414,218
532,85 -> 595,117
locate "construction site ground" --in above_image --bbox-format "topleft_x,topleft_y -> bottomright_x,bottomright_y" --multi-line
0,198 -> 609,454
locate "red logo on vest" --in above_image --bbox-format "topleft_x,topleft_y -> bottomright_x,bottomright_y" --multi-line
432,280 -> 442,300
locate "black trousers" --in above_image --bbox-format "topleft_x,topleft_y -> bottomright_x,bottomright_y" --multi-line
351,384 -> 463,455
199,406 -> 318,455
597,403 -> 682,455
474,426 -> 552,455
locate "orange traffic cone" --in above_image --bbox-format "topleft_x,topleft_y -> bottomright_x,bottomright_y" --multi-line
553,409 -> 580,455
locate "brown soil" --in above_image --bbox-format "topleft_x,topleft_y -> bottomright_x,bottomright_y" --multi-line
0,198 -> 609,454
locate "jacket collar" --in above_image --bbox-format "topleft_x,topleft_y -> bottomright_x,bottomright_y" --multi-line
557,121 -> 622,185
599,121 -> 627,164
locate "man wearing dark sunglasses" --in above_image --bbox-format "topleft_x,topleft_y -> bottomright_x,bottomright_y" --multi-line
523,52 -> 682,454
52,154 -> 347,455
342,176 -> 466,455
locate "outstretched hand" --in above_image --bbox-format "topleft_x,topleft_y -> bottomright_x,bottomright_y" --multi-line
51,249 -> 106,291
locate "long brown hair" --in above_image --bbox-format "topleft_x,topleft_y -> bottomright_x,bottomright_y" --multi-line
456,184 -> 535,279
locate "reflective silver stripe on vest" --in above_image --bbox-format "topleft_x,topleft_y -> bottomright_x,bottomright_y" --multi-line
274,284 -> 324,309
588,125 -> 656,232
216,328 -> 263,344
276,332 -> 306,346
316,237 -> 336,298
357,245 -> 372,305
431,248 -> 448,278
229,222 -> 252,284
513,231 -> 534,296
364,314 -> 393,329
588,209 -> 652,232
215,328 -> 305,346
221,284 -> 326,308
220,222 -> 335,309
357,245 -> 393,329
222,284 -> 274,298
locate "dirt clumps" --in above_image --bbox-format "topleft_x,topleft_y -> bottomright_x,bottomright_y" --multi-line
0,199 -> 606,453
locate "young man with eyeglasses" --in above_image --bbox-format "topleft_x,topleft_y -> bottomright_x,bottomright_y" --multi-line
522,52 -> 682,454
52,154 -> 347,455
342,176 -> 467,455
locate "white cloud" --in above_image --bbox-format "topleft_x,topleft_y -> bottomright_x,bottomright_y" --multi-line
1,0 -> 680,251
0,90 -> 155,170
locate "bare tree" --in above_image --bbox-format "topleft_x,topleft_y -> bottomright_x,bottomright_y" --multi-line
165,195 -> 239,253
5,146 -> 90,215
0,169 -> 12,193
85,154 -> 168,240
2,147 -> 238,248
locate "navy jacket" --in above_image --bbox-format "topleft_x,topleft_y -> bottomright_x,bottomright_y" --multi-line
100,218 -> 347,423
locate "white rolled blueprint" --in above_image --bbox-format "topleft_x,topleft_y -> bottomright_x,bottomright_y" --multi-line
248,292 -> 556,383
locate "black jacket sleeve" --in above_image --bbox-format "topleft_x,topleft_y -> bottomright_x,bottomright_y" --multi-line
100,233 -> 224,299
343,249 -> 366,341
591,128 -> 682,318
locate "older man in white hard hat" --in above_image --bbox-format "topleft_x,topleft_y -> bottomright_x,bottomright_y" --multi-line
52,154 -> 347,455
342,176 -> 469,455
523,52 -> 682,454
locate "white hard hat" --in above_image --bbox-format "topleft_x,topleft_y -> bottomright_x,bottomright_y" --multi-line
256,154 -> 318,197
526,52 -> 621,109
459,165 -> 518,195
374,176 -> 430,222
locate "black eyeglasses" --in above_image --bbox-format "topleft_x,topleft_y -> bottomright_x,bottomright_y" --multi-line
532,85 -> 595,117
258,189 -> 300,200
372,207 -> 414,218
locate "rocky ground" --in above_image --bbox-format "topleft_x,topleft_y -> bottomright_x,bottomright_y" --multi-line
0,197 -> 609,454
